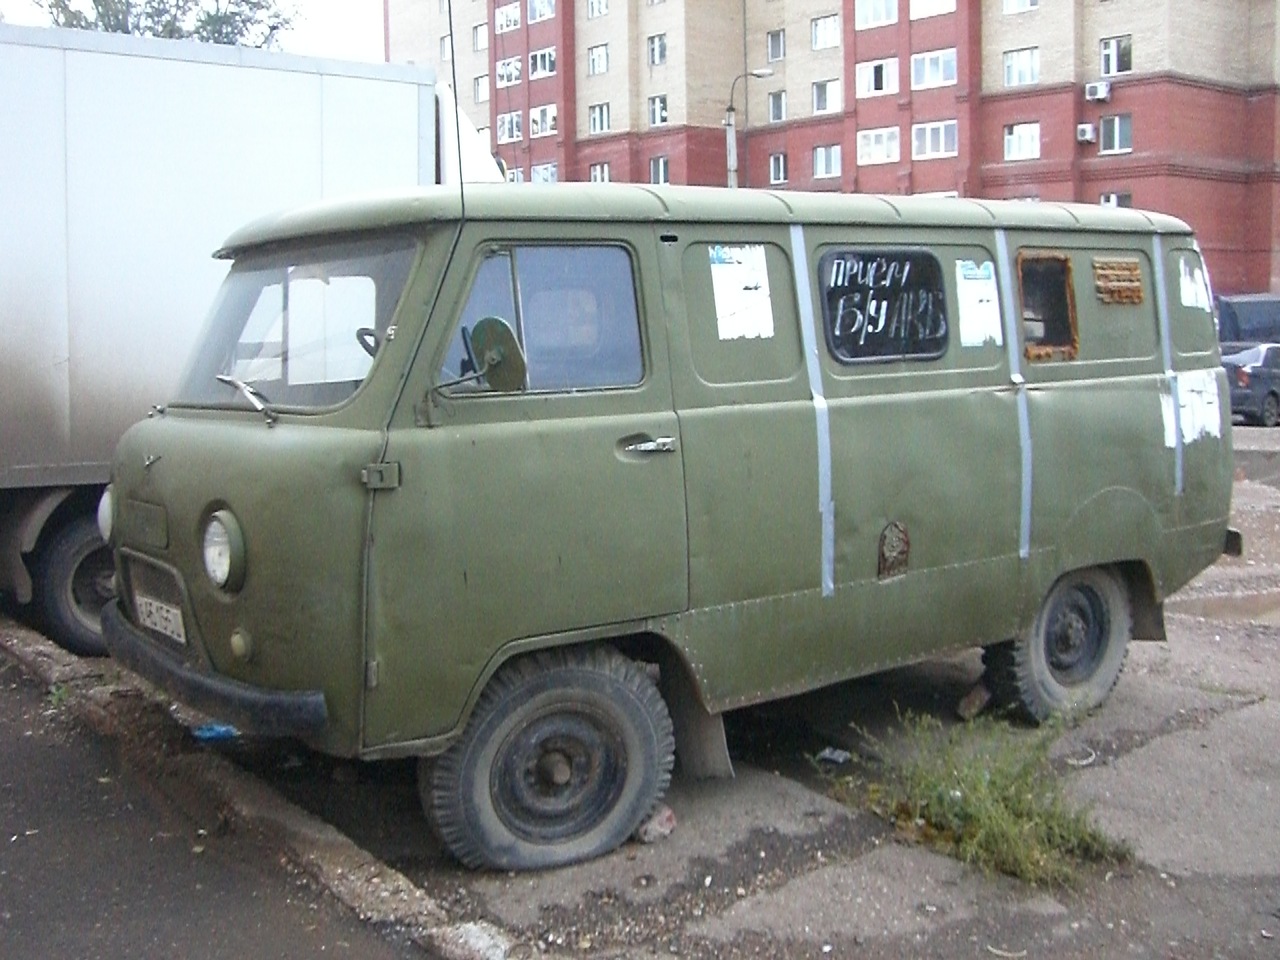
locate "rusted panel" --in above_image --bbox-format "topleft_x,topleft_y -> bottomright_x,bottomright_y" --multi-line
1093,257 -> 1145,305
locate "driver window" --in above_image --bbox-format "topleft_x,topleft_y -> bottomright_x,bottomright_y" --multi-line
439,244 -> 644,393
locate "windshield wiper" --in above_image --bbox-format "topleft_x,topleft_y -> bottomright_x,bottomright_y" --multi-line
215,374 -> 278,426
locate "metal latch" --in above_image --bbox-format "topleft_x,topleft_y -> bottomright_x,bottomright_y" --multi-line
361,462 -> 401,490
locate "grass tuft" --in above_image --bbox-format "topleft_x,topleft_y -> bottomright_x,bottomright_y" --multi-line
830,712 -> 1130,887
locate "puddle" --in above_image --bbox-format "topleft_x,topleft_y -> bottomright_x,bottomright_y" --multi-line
1167,589 -> 1280,624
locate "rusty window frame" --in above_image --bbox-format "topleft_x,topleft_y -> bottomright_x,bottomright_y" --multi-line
1017,251 -> 1079,362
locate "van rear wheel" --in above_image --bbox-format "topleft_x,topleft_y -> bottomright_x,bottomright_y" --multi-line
422,647 -> 674,870
983,567 -> 1130,723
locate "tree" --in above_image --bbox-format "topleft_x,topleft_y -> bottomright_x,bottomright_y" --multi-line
38,1 -> 294,48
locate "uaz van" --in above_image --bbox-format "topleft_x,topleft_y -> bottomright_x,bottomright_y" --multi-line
99,184 -> 1238,870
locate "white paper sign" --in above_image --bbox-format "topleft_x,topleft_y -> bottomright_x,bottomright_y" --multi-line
955,260 -> 1003,347
710,244 -> 775,340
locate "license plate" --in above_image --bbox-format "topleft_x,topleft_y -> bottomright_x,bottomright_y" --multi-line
135,593 -> 186,644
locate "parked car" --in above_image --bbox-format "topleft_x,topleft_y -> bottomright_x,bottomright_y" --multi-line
1222,342 -> 1280,425
1217,294 -> 1280,343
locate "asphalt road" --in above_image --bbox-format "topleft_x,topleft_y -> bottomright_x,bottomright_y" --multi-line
0,656 -> 423,960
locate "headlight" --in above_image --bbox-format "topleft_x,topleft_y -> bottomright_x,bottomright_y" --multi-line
97,485 -> 114,542
202,509 -> 245,592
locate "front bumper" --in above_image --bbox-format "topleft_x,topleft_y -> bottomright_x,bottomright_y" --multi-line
102,600 -> 328,738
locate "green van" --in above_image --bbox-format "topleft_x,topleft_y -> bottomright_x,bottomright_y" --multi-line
99,184 -> 1238,870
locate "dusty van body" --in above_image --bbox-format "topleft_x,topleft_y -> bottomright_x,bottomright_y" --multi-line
100,184 -> 1236,870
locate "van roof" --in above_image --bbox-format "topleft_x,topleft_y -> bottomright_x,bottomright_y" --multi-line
215,183 -> 1194,257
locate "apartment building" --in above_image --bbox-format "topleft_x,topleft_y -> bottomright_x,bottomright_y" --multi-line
386,0 -> 1280,294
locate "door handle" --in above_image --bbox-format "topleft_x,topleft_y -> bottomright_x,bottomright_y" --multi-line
624,436 -> 677,454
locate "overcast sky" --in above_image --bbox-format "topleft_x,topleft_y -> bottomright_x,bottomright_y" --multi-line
0,0 -> 386,62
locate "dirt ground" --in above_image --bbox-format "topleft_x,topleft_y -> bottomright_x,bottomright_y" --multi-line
3,427 -> 1279,960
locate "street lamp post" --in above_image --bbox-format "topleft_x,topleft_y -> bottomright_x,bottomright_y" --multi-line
725,67 -> 773,188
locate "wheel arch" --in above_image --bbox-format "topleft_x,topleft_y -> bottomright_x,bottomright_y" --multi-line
392,627 -> 733,778
0,486 -> 77,603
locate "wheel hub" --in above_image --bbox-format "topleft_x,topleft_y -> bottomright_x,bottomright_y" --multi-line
1045,586 -> 1108,685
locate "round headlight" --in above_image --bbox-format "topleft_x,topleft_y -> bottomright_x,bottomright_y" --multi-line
97,485 -> 114,543
202,509 -> 245,592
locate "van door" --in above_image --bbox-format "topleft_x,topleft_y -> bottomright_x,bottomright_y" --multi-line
362,231 -> 688,749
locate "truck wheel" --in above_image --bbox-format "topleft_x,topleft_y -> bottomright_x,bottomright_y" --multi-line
422,647 -> 674,870
983,567 -> 1129,723
1263,393 -> 1280,428
35,515 -> 113,657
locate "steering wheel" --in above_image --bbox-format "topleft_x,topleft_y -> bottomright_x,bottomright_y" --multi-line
356,327 -> 380,358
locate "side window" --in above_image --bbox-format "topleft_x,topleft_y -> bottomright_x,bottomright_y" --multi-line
1018,252 -> 1078,361
818,249 -> 948,362
439,245 -> 644,392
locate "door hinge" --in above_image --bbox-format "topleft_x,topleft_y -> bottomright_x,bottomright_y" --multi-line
361,462 -> 401,490
365,659 -> 380,690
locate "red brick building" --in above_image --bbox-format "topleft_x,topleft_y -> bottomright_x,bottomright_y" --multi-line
387,0 -> 1280,294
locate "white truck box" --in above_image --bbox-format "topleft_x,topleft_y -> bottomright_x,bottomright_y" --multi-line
0,22 -> 495,653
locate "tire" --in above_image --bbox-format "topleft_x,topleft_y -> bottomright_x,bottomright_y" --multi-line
1263,393 -> 1280,428
422,646 -> 675,871
983,567 -> 1130,723
35,515 -> 114,657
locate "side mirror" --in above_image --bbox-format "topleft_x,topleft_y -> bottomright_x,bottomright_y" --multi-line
470,316 -> 527,392
434,316 -> 527,394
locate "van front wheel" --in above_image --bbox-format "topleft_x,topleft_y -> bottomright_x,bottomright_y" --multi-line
422,647 -> 675,870
984,567 -> 1130,723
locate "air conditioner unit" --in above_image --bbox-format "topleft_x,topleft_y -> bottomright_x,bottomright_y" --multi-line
1076,122 -> 1097,143
1084,80 -> 1112,102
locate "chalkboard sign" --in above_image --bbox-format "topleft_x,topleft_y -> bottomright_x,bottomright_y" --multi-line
818,249 -> 949,362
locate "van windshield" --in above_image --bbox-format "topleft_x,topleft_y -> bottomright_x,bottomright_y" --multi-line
174,234 -> 417,411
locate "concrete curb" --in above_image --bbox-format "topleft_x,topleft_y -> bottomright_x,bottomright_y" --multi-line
0,615 -> 513,960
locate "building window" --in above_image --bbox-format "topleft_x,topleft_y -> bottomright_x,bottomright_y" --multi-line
1002,0 -> 1038,11
813,79 -> 841,114
588,0 -> 608,17
648,95 -> 669,126
811,14 -> 840,50
528,0 -> 555,24
767,29 -> 785,62
588,102 -> 611,134
506,167 -> 525,183
820,249 -> 948,362
529,47 -> 556,80
909,0 -> 954,18
588,44 -> 609,75
813,144 -> 841,179
650,156 -> 669,184
1003,122 -> 1040,161
590,162 -> 611,182
768,90 -> 786,122
1101,35 -> 1132,76
496,111 -> 522,144
855,0 -> 897,31
495,2 -> 520,33
1100,191 -> 1133,207
769,152 -> 788,184
856,126 -> 900,165
911,48 -> 957,89
529,104 -> 558,138
496,56 -> 521,88
474,74 -> 489,104
1003,47 -> 1039,86
439,35 -> 451,61
472,23 -> 488,51
530,162 -> 558,183
1099,114 -> 1132,154
912,119 -> 958,159
648,33 -> 667,66
855,57 -> 899,98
